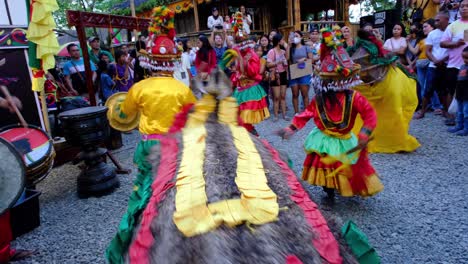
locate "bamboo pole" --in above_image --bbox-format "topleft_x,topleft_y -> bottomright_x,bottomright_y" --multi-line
193,0 -> 200,32
130,0 -> 138,41
39,90 -> 51,134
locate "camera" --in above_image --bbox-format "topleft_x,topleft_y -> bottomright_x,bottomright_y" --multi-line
214,25 -> 223,30
445,0 -> 459,10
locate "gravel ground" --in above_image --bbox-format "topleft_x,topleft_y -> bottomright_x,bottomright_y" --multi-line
12,91 -> 468,264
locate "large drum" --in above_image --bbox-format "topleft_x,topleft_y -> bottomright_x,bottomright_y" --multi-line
0,125 -> 55,186
58,106 -> 109,147
0,138 -> 25,215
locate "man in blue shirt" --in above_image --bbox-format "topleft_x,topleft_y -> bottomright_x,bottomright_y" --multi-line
62,43 -> 97,96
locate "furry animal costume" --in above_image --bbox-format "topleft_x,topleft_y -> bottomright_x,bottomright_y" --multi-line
108,70 -> 372,264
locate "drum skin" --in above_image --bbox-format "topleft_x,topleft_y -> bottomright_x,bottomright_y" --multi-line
0,125 -> 54,186
0,138 -> 25,215
59,106 -> 110,147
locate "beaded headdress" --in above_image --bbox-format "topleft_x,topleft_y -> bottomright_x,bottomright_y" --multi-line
138,6 -> 181,72
317,26 -> 361,91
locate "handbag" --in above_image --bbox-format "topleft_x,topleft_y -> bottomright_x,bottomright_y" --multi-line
411,0 -> 430,23
448,97 -> 458,115
289,61 -> 313,79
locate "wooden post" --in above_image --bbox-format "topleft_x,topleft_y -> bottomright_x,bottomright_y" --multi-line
294,0 -> 301,30
130,0 -> 138,40
75,13 -> 97,106
193,0 -> 200,32
344,0 -> 350,26
287,0 -> 293,27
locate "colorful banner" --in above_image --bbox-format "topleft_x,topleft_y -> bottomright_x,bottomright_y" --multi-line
0,28 -> 28,49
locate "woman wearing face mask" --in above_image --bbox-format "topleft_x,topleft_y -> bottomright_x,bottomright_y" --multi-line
289,31 -> 314,114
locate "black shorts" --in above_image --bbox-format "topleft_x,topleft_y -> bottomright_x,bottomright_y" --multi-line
270,71 -> 288,87
445,67 -> 459,96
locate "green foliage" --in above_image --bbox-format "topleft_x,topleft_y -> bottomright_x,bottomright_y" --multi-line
362,0 -> 397,13
54,0 -> 126,29
113,0 -> 172,16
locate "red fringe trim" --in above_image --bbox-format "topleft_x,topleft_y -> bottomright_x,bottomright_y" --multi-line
128,137 -> 179,264
239,98 -> 268,111
0,211 -> 12,263
303,151 -> 376,194
261,140 -> 343,264
168,103 -> 194,134
286,255 -> 304,264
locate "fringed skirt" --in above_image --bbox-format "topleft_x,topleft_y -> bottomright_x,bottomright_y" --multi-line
301,128 -> 383,197
232,83 -> 270,124
106,139 -> 159,264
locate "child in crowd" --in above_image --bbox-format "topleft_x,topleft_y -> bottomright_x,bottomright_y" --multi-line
98,60 -> 116,103
448,46 -> 468,136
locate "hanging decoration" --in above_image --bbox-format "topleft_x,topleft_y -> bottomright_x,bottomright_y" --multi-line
26,0 -> 60,92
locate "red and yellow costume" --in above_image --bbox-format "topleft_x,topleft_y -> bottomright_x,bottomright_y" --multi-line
280,27 -> 383,198
230,47 -> 270,126
105,7 -> 196,263
221,12 -> 269,135
291,91 -> 383,197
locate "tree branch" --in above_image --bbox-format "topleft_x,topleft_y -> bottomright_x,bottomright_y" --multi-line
53,29 -> 78,38
79,0 -> 88,12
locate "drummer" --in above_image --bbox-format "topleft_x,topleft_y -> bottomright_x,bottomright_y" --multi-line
105,6 -> 196,263
0,94 -> 22,113
0,96 -> 35,262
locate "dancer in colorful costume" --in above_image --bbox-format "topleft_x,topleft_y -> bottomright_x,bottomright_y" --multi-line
108,67 -> 380,264
347,29 -> 420,153
278,27 -> 384,198
105,7 -> 196,263
220,12 -> 269,136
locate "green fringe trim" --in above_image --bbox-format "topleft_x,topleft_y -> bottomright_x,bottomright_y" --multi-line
105,139 -> 159,264
342,220 -> 381,264
232,84 -> 267,104
347,38 -> 416,80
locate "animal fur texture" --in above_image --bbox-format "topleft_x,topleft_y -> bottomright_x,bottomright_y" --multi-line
130,114 -> 358,264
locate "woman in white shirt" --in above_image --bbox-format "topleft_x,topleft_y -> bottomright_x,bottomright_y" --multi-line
207,7 -> 224,30
383,23 -> 408,61
173,39 -> 192,87
240,5 -> 252,34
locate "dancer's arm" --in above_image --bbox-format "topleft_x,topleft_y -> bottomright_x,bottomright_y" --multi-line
353,92 -> 377,144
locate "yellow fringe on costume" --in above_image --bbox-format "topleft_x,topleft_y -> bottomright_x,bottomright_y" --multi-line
239,109 -> 270,124
302,166 -> 383,197
352,66 -> 420,153
173,95 -> 278,237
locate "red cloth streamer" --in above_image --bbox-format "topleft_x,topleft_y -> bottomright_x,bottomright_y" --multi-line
168,103 -> 194,133
261,140 -> 343,264
286,255 -> 304,264
128,137 -> 179,264
0,211 -> 12,263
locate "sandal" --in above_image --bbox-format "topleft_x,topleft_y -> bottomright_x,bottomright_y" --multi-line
434,109 -> 443,115
413,111 -> 424,119
10,249 -> 37,261
283,115 -> 291,121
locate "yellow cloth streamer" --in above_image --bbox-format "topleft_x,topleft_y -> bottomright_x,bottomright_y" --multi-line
218,97 -> 239,125
27,0 -> 60,76
173,102 -> 279,237
185,94 -> 217,128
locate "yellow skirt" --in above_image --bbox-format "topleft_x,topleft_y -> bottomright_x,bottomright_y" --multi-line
352,66 -> 421,153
